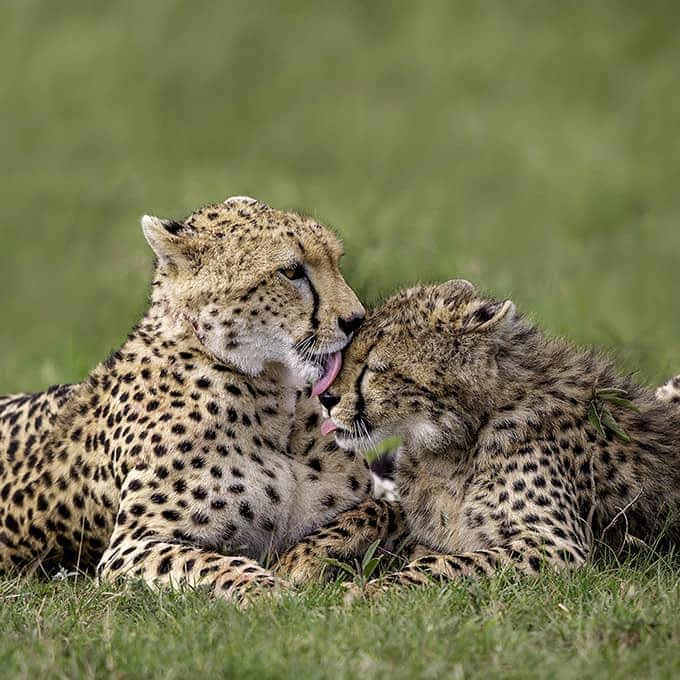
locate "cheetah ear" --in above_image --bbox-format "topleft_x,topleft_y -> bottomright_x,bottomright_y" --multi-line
427,279 -> 476,328
141,215 -> 193,269
462,298 -> 516,333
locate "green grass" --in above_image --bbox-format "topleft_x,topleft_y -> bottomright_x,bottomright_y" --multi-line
1,1 -> 680,677
2,557 -> 680,679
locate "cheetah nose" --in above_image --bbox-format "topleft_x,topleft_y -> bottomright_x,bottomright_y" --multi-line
318,392 -> 340,411
338,313 -> 365,336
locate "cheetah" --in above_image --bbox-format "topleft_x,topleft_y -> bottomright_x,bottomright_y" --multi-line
657,375 -> 680,405
0,196 -> 375,600
276,279 -> 680,590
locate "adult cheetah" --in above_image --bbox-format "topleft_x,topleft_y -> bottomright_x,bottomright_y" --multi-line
277,280 -> 680,590
0,196 -> 375,599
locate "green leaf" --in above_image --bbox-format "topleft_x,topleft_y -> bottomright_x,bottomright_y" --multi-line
600,408 -> 631,442
361,539 -> 381,571
319,557 -> 357,578
362,558 -> 382,580
595,388 -> 628,399
364,436 -> 402,464
587,402 -> 606,438
361,540 -> 383,580
603,397 -> 640,413
588,383 -> 636,443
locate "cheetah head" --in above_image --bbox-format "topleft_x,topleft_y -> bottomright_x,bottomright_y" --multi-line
142,196 -> 364,382
318,280 -> 517,453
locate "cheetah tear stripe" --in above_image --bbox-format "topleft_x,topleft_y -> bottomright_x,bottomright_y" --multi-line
311,351 -> 343,397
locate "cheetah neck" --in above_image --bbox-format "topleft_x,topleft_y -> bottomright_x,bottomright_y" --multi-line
61,302 -> 298,447
130,297 -> 300,387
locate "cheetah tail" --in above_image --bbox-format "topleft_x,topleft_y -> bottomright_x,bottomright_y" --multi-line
656,375 -> 680,404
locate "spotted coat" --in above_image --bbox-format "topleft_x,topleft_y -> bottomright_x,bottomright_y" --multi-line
0,196 -> 372,600
656,375 -> 680,405
277,280 -> 680,590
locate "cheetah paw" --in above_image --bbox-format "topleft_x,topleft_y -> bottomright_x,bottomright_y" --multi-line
342,578 -> 390,603
216,573 -> 292,606
275,550 -> 341,586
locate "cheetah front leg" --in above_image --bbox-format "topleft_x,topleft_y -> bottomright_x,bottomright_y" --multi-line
97,468 -> 288,603
274,499 -> 413,585
98,536 -> 282,602
355,532 -> 588,596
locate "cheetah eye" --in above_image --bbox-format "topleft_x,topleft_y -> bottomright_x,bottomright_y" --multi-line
279,264 -> 306,281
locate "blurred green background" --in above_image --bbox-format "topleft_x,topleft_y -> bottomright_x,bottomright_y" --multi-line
2,4 -> 680,677
1,0 -> 679,393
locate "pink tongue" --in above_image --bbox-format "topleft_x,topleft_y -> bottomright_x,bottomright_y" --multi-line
320,419 -> 338,436
311,351 -> 343,397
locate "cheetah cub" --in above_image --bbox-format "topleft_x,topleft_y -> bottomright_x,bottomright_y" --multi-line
280,279 -> 680,589
0,196 -> 375,600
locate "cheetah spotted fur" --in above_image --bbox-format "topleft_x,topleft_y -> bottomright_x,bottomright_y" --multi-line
278,280 -> 680,591
657,376 -> 680,405
0,196 -> 374,601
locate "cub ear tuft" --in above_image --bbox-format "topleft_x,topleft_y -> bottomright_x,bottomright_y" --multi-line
141,215 -> 191,269
463,299 -> 516,333
427,279 -> 476,327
